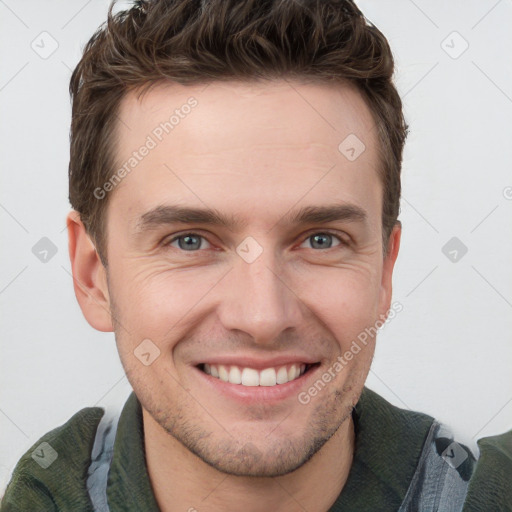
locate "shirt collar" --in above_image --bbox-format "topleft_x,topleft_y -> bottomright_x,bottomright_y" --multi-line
107,392 -> 160,511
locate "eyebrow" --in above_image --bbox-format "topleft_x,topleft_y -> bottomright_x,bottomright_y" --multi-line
135,203 -> 367,233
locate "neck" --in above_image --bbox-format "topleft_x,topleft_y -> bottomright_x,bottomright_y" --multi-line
143,411 -> 355,512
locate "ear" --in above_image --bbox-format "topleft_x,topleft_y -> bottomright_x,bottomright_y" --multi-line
67,210 -> 113,332
378,221 -> 402,320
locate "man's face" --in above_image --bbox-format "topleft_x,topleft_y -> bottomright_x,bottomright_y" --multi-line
102,80 -> 398,476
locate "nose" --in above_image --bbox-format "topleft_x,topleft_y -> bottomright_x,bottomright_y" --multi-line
216,246 -> 304,345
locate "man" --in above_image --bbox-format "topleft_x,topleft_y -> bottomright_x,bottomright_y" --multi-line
1,0 -> 510,510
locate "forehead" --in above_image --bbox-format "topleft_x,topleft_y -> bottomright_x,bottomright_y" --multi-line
118,79 -> 377,154
111,79 -> 381,229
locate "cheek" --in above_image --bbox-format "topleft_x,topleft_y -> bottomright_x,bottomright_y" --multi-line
109,249 -> 382,351
293,265 -> 381,345
109,260 -> 227,338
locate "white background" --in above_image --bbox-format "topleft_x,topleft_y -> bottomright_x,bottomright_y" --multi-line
1,0 -> 512,495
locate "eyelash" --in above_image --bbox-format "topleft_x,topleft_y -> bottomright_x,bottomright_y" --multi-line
163,230 -> 349,253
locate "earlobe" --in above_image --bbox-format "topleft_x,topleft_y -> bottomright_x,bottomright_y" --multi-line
67,210 -> 114,332
379,222 -> 402,320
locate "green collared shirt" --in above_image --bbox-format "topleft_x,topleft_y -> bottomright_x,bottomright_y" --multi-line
1,387 -> 510,511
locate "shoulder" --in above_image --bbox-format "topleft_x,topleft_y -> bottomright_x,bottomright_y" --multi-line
463,428 -> 512,511
1,405 -> 105,511
355,386 -> 436,450
351,388 -> 476,510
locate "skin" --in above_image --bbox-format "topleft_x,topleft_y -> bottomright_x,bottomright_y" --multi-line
68,79 -> 401,512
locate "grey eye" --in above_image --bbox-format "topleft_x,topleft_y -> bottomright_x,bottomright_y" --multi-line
301,233 -> 343,250
170,234 -> 210,251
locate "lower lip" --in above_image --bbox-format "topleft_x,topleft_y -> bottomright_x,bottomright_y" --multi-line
193,364 -> 321,404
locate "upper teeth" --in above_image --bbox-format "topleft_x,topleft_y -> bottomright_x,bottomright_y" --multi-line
203,363 -> 307,386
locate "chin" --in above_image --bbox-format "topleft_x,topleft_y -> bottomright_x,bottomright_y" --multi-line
191,437 -> 324,477
171,413 -> 345,478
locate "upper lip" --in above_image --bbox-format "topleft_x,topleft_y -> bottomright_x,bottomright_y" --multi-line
193,355 -> 320,370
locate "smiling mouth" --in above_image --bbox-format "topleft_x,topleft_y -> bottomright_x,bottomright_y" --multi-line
198,362 -> 319,387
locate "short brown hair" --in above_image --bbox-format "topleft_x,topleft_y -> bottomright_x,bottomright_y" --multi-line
69,0 -> 408,263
